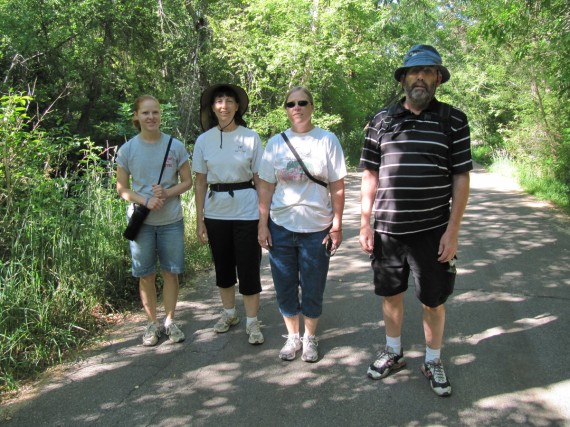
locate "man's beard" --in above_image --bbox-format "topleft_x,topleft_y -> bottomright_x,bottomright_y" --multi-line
403,82 -> 437,110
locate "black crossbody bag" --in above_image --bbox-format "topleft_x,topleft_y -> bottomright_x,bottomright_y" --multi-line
281,132 -> 327,188
123,137 -> 173,241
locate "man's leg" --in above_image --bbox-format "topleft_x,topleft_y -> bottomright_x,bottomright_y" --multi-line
367,293 -> 406,379
422,303 -> 445,350
421,303 -> 451,396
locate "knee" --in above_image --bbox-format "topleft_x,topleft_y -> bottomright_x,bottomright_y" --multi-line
423,303 -> 445,315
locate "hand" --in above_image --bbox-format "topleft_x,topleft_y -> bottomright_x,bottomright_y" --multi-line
438,228 -> 458,262
323,229 -> 343,252
146,196 -> 164,211
257,225 -> 272,250
152,184 -> 168,200
359,226 -> 374,254
196,219 -> 208,244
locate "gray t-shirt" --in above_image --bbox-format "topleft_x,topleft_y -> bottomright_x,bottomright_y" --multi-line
116,133 -> 190,226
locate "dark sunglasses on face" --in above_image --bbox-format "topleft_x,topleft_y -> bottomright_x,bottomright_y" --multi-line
285,100 -> 310,108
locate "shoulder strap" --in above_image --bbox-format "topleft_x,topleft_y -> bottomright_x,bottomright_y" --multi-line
156,137 -> 173,185
281,132 -> 327,188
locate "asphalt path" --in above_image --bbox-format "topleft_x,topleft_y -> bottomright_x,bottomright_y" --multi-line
2,165 -> 569,427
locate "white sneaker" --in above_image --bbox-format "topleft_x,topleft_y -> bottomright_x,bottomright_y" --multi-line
142,323 -> 160,346
165,322 -> 185,343
301,336 -> 319,362
279,335 -> 302,361
246,320 -> 264,345
213,310 -> 240,333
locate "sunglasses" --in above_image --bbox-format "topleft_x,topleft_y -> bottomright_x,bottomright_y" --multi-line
285,100 -> 310,109
324,238 -> 336,257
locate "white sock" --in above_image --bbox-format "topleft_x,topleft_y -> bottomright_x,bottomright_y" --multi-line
386,335 -> 401,354
224,307 -> 236,317
425,346 -> 441,363
246,316 -> 258,327
289,332 -> 300,339
164,318 -> 173,328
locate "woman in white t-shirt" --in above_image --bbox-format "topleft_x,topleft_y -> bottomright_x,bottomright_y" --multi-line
257,86 -> 347,362
192,84 -> 265,345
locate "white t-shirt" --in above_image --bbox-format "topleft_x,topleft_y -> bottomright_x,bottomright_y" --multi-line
192,125 -> 263,220
258,127 -> 347,232
116,133 -> 190,226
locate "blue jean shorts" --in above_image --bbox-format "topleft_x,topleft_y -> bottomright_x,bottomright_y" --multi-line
268,220 -> 330,318
129,219 -> 185,277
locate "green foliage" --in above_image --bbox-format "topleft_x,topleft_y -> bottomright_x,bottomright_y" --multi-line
0,94 -> 206,393
1,0 -> 570,393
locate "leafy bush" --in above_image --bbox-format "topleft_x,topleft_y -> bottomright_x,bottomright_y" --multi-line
0,94 -> 209,393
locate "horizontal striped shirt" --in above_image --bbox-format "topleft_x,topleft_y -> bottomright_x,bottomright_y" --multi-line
359,98 -> 472,235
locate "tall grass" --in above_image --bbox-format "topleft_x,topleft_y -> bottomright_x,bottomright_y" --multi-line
0,125 -> 209,395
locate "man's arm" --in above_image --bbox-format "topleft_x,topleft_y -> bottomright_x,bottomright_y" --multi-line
359,169 -> 378,254
438,171 -> 470,262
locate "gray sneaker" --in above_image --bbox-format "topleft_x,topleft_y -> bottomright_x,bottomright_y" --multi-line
421,359 -> 452,397
367,346 -> 406,379
142,323 -> 161,347
213,310 -> 240,333
165,322 -> 185,343
279,335 -> 302,361
301,336 -> 319,363
246,320 -> 264,345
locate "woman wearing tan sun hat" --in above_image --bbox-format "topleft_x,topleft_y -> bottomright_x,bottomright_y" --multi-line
192,84 -> 265,345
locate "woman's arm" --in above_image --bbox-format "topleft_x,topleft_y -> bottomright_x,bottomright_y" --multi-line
257,179 -> 276,250
328,178 -> 345,248
194,172 -> 209,243
117,166 -> 147,206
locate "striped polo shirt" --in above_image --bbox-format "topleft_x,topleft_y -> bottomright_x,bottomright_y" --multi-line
359,98 -> 472,235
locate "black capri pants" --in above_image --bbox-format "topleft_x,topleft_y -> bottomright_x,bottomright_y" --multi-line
204,218 -> 262,296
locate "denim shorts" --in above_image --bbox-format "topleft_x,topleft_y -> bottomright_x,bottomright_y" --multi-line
129,219 -> 185,277
371,226 -> 456,308
268,220 -> 330,318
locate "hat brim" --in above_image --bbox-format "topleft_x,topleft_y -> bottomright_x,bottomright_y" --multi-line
200,84 -> 249,131
394,66 -> 450,83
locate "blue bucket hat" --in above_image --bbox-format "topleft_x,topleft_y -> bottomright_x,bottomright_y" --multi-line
394,44 -> 450,83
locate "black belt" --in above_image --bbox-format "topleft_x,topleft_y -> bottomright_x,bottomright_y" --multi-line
209,181 -> 254,197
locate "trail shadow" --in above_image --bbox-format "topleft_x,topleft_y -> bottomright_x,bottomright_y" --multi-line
2,168 -> 569,427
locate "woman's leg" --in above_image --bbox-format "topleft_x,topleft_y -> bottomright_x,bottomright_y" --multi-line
139,273 -> 158,322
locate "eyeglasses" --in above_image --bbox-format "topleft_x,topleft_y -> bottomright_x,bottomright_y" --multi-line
285,100 -> 310,109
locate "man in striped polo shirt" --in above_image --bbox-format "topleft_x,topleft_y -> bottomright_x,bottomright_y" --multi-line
359,44 -> 472,397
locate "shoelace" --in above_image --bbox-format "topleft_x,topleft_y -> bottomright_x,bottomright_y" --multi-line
304,337 -> 318,348
376,349 -> 396,365
428,362 -> 447,383
282,335 -> 300,347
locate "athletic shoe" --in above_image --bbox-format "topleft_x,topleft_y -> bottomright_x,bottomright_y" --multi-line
279,335 -> 302,361
421,359 -> 452,397
367,346 -> 406,379
165,322 -> 185,343
246,320 -> 264,345
301,336 -> 319,363
142,323 -> 161,347
213,310 -> 240,333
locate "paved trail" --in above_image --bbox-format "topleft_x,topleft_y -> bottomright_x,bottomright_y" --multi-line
2,165 -> 569,426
